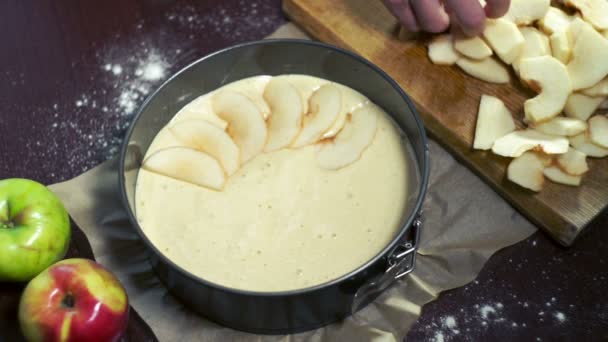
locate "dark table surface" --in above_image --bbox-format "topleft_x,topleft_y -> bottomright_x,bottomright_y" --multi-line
1,1 -> 607,340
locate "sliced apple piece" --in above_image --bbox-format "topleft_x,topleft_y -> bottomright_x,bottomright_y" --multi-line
169,120 -> 240,176
292,84 -> 342,148
507,152 -> 546,192
564,93 -> 605,120
563,0 -> 608,30
146,127 -> 187,156
570,132 -> 608,157
581,77 -> 608,97
534,116 -> 588,136
473,95 -> 516,150
519,56 -> 572,123
456,57 -> 510,84
483,18 -> 526,64
550,30 -> 571,63
212,90 -> 267,163
513,27 -> 551,73
428,35 -> 460,65
601,99 -> 608,109
567,22 -> 608,90
454,36 -> 493,60
492,130 -> 569,157
316,104 -> 378,170
538,7 -> 573,34
556,148 -> 589,175
504,0 -> 550,25
323,86 -> 369,139
263,78 -> 304,152
567,17 -> 587,46
543,166 -> 582,186
142,147 -> 226,190
588,115 -> 608,148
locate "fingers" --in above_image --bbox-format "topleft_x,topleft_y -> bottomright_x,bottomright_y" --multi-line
484,0 -> 511,18
382,0 -> 419,32
410,0 -> 450,33
444,0 -> 487,36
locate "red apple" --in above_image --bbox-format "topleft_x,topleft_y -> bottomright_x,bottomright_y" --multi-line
18,258 -> 129,342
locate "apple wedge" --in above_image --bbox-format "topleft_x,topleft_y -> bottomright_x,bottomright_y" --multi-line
212,90 -> 267,163
570,132 -> 608,157
588,115 -> 608,148
519,56 -> 572,123
263,78 -> 304,152
538,7 -> 573,34
292,84 -> 342,148
492,130 -> 569,157
316,104 -> 378,170
473,95 -> 516,150
567,17 -> 587,46
581,77 -> 608,97
550,30 -> 571,63
483,18 -> 526,64
507,152 -> 546,192
563,0 -> 608,30
454,36 -> 493,60
504,0 -> 550,25
428,35 -> 460,65
323,86 -> 369,139
556,148 -> 589,175
534,116 -> 587,136
146,127 -> 186,156
566,22 -> 608,90
142,147 -> 226,190
543,166 -> 582,186
513,27 -> 551,73
564,93 -> 605,120
456,57 -> 510,84
169,120 -> 240,176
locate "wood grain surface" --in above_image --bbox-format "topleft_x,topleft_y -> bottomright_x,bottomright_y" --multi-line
283,0 -> 608,246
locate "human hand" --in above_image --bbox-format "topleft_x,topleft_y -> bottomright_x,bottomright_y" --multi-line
382,0 -> 511,37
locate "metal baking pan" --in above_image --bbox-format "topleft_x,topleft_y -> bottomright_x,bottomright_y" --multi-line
119,39 -> 429,334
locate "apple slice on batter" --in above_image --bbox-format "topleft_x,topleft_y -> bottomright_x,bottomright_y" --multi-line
292,84 -> 342,147
169,119 -> 240,176
263,78 -> 304,152
316,104 -> 378,170
142,147 -> 226,190
213,90 -> 267,163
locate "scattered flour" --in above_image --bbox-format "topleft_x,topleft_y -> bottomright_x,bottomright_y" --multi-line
480,305 -> 497,320
554,311 -> 566,323
433,332 -> 445,342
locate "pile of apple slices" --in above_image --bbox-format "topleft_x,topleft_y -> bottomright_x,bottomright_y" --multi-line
427,0 -> 608,192
142,78 -> 378,191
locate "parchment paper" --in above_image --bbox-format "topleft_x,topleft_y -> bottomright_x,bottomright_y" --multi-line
49,24 -> 536,341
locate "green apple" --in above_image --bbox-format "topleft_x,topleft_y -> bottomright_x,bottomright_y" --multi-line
0,178 -> 70,282
19,258 -> 129,342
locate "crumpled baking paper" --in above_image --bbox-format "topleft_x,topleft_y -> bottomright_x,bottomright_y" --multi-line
49,23 -> 536,342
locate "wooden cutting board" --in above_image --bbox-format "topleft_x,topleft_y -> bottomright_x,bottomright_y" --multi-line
283,0 -> 608,246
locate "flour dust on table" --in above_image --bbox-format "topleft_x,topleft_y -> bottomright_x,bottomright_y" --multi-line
0,0 -> 285,184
